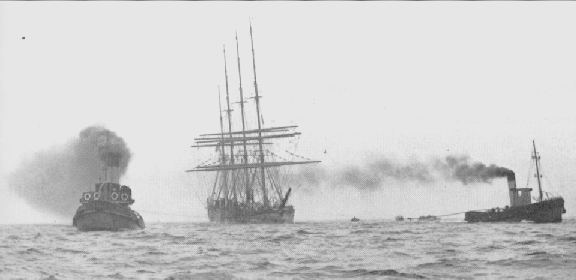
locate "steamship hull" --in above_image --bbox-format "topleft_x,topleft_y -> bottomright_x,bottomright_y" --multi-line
73,201 -> 145,231
207,205 -> 295,224
465,197 -> 565,223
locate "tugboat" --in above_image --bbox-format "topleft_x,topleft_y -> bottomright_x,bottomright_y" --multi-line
186,25 -> 320,224
465,141 -> 566,223
73,167 -> 144,231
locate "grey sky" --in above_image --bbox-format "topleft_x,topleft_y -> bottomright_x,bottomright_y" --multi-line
1,2 -> 576,223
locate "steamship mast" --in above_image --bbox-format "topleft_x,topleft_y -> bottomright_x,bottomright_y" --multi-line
187,25 -> 320,209
532,140 -> 544,202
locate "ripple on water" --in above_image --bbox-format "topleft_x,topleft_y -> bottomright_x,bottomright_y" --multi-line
296,229 -> 315,235
144,251 -> 167,256
6,235 -> 20,240
340,269 -> 426,279
2,221 -> 576,280
268,233 -> 297,243
107,272 -> 126,279
19,248 -> 45,255
54,248 -> 88,254
558,236 -> 576,242
515,240 -> 539,245
165,271 -> 243,280
350,229 -> 372,234
252,260 -> 278,270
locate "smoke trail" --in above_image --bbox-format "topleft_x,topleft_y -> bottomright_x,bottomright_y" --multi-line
435,155 -> 514,185
337,159 -> 434,190
291,155 -> 512,190
8,126 -> 131,217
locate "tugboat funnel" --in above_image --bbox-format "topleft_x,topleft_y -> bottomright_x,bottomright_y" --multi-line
507,173 -> 518,207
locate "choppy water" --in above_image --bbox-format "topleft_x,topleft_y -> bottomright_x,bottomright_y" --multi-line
1,219 -> 576,280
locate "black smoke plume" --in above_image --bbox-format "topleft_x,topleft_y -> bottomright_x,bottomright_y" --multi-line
292,155 -> 513,190
8,126 -> 131,217
435,155 -> 514,185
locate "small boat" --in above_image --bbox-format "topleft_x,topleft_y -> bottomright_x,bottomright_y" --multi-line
418,215 -> 439,221
395,215 -> 405,222
351,216 -> 360,222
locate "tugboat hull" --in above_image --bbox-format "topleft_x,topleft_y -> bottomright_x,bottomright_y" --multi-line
465,197 -> 565,223
73,201 -> 144,231
207,205 -> 294,224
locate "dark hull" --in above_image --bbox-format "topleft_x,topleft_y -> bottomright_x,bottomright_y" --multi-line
207,205 -> 294,224
73,201 -> 145,231
465,197 -> 565,223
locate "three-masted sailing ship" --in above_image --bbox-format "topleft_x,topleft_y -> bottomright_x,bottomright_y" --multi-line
187,25 -> 320,223
465,141 -> 566,223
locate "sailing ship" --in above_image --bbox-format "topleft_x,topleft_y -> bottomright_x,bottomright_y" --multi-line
187,25 -> 320,224
73,164 -> 144,231
465,141 -> 566,223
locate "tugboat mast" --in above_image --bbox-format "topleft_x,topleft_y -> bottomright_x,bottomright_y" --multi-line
250,23 -> 269,206
532,140 -> 544,202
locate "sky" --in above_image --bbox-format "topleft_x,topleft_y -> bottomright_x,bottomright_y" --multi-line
1,2 -> 576,224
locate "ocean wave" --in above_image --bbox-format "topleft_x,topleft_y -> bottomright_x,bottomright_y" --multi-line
19,248 -> 45,255
54,248 -> 88,254
350,229 -> 372,234
2,222 -> 576,279
296,229 -> 316,235
340,269 -> 426,279
6,235 -> 20,240
165,272 -> 244,280
107,272 -> 126,279
252,260 -> 278,270
267,234 -> 297,243
558,236 -> 576,242
515,240 -> 539,245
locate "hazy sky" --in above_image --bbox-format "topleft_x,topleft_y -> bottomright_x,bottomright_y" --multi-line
1,2 -> 576,224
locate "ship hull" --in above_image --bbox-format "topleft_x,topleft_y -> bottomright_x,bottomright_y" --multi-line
465,197 -> 565,223
207,204 -> 294,224
73,201 -> 145,231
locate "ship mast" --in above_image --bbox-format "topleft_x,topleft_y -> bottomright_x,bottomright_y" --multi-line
532,140 -> 543,202
223,46 -> 234,163
223,46 -> 235,202
215,87 -> 227,197
250,23 -> 269,206
217,86 -> 226,163
187,26 -> 321,208
235,33 -> 251,203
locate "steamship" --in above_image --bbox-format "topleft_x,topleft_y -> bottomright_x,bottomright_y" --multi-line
465,141 -> 566,223
186,25 -> 320,224
73,166 -> 145,231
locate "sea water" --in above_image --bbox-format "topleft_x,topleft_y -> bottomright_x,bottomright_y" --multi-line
1,219 -> 576,279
